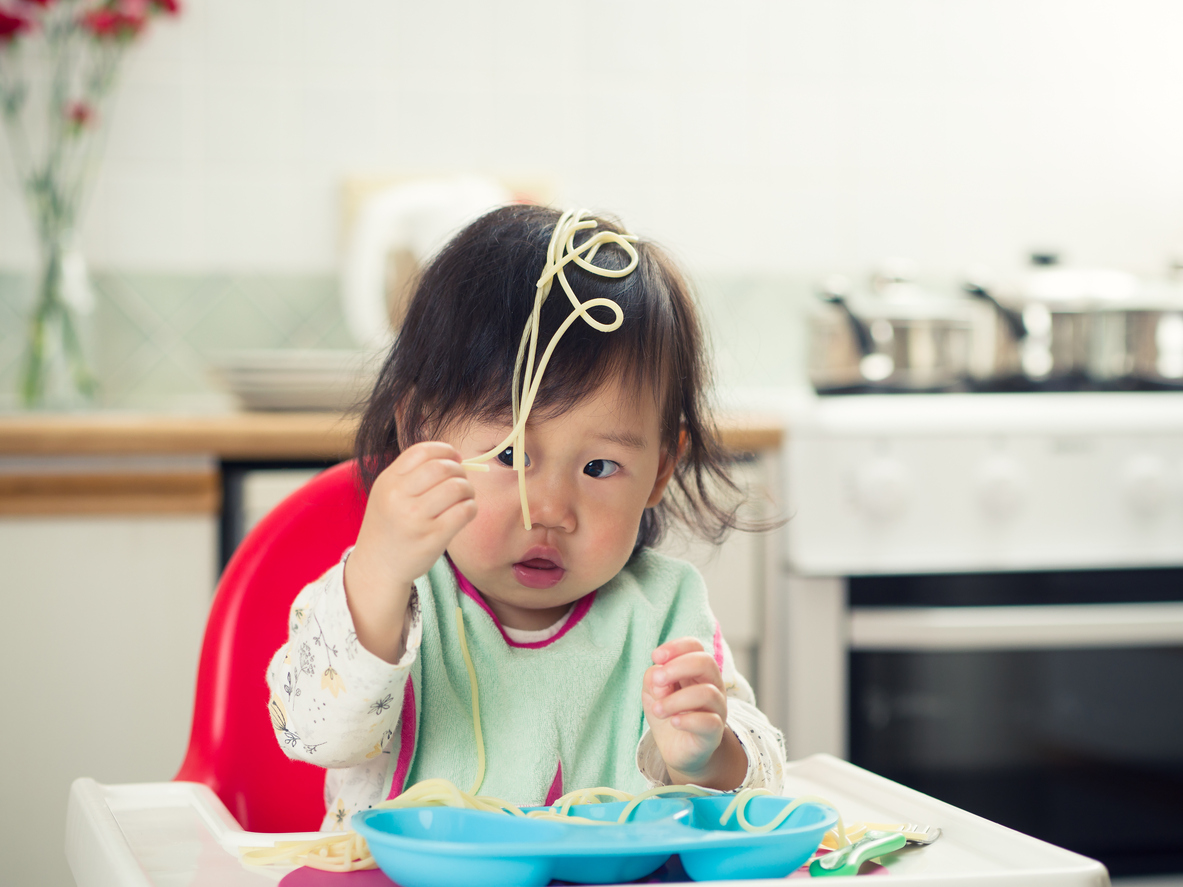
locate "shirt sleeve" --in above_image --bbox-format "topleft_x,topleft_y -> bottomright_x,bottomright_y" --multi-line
265,555 -> 423,769
635,633 -> 787,794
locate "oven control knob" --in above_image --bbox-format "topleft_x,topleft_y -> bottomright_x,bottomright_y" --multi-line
1122,454 -> 1168,516
976,456 -> 1026,519
855,458 -> 910,520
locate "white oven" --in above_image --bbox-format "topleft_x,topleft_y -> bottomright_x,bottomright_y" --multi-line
774,391 -> 1183,880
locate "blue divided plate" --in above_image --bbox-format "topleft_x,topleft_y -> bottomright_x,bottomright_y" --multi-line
534,799 -> 693,884
352,795 -> 837,886
677,796 -> 835,881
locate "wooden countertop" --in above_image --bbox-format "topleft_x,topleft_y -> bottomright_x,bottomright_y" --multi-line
0,410 -> 783,459
0,412 -> 359,460
0,411 -> 782,516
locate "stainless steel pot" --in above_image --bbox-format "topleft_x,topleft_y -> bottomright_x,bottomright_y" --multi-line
810,271 -> 975,392
963,260 -> 1141,388
1088,278 -> 1183,387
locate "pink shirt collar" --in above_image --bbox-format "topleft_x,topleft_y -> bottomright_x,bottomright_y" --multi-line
447,557 -> 595,649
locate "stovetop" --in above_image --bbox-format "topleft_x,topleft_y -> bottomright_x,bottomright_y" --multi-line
773,389 -> 1183,575
783,389 -> 1183,438
817,376 -> 1183,396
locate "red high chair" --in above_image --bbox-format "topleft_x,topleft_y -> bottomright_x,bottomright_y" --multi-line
174,459 -> 368,832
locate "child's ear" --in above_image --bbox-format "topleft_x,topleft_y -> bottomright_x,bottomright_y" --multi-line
645,429 -> 686,508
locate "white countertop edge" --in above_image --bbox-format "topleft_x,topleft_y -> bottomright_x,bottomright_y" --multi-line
719,387 -> 1183,437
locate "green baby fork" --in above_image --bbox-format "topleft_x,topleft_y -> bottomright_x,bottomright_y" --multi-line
809,830 -> 908,877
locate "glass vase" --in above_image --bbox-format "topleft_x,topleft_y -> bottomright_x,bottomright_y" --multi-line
20,237 -> 97,410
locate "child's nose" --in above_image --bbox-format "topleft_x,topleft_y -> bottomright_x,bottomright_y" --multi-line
526,470 -> 576,532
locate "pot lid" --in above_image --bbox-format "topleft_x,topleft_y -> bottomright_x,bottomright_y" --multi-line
1097,277 -> 1183,312
1019,267 -> 1139,304
843,293 -> 976,322
989,268 -> 1183,312
817,270 -> 975,322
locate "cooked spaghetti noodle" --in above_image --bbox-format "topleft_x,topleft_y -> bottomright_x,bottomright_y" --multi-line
453,607 -> 485,795
460,209 -> 639,528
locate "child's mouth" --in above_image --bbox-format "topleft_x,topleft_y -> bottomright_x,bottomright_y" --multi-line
512,558 -> 566,589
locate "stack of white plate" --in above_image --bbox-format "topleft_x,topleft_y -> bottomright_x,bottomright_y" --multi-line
207,350 -> 382,411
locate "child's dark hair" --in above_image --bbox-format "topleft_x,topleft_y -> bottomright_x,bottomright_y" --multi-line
355,204 -> 744,552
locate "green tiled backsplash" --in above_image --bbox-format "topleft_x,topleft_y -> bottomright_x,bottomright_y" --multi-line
0,270 -> 809,411
0,271 -> 355,411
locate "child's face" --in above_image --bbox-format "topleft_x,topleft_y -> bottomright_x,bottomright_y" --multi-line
441,377 -> 676,631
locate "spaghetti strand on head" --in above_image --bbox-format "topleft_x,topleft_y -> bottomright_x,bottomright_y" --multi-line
461,210 -> 639,528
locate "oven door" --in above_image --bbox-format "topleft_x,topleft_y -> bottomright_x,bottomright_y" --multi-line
846,571 -> 1183,880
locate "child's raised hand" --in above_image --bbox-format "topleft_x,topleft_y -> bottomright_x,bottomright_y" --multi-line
642,637 -> 747,791
344,442 -> 477,662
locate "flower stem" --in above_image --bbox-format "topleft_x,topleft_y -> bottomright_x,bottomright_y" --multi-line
60,298 -> 97,398
20,289 -> 53,408
19,240 -> 94,408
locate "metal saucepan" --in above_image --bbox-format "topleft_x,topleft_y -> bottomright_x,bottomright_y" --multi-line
1087,275 -> 1183,388
809,267 -> 975,393
963,256 -> 1141,389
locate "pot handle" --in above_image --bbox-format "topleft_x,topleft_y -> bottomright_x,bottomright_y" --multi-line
818,278 -> 875,356
963,282 -> 1027,341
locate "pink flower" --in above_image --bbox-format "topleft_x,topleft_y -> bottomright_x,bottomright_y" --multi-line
80,7 -> 146,39
0,8 -> 33,43
113,0 -> 180,19
65,101 -> 94,129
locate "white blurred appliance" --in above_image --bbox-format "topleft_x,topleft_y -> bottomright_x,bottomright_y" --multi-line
341,176 -> 512,350
776,391 -> 1183,879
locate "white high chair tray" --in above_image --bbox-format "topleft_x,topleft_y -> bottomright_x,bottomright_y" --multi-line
66,753 -> 1109,887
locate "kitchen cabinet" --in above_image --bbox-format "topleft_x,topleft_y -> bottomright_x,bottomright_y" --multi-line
0,501 -> 217,887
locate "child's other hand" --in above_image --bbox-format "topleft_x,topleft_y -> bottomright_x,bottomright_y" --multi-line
344,442 -> 477,662
642,638 -> 747,790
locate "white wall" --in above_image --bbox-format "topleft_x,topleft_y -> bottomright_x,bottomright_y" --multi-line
3,0 -> 1183,280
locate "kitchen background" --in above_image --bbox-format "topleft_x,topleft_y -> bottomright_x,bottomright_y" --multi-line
4,2 -> 1183,887
5,0 -> 1183,407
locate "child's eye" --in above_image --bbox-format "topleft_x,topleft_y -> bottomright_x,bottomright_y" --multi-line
496,447 -> 530,468
584,459 -> 619,478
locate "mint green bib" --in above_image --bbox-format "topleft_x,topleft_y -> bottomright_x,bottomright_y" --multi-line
390,549 -> 719,806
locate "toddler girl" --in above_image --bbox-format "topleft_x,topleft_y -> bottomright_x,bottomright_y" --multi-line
267,205 -> 787,831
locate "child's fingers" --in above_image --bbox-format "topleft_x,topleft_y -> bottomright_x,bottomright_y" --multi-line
399,456 -> 469,498
665,710 -> 725,738
649,681 -> 727,721
643,665 -> 676,702
649,651 -> 723,693
651,636 -> 704,665
413,475 -> 476,522
647,680 -> 674,702
391,441 -> 463,475
434,495 -> 479,535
